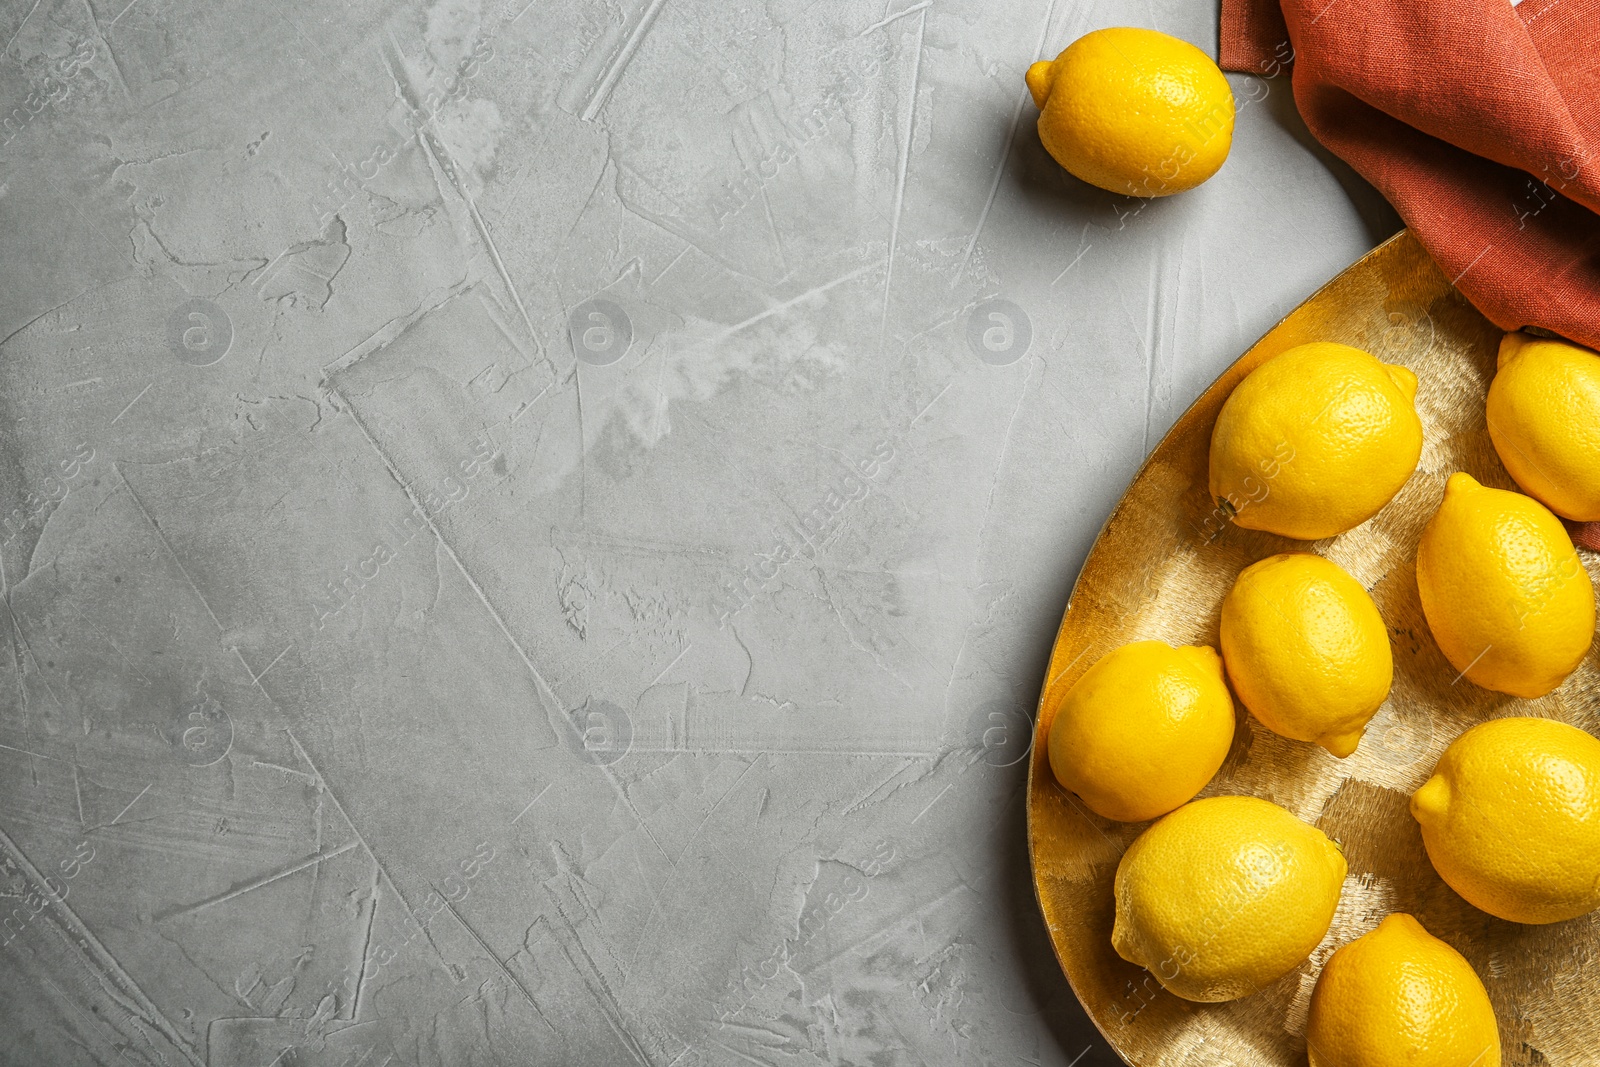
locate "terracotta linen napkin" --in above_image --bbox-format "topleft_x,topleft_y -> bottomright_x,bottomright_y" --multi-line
1218,0 -> 1600,355
1221,0 -> 1600,550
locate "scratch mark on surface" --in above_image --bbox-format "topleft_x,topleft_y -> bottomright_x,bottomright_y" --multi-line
509,380 -> 554,424
2,605 -> 65,716
580,0 -> 671,121
688,758 -> 756,856
879,6 -> 927,348
858,0 -> 930,35
0,823 -> 205,1066
813,572 -> 917,692
940,632 -> 972,728
348,867 -> 379,1022
952,90 -> 1044,291
421,133 -> 543,359
382,64 -> 523,386
251,643 -> 293,684
40,976 -> 123,1063
511,783 -> 552,824
716,263 -> 879,344
503,0 -> 539,23
323,280 -> 472,374
912,381 -> 953,424
623,757 -> 758,983
47,174 -> 129,266
326,387 -> 551,695
611,166 -> 780,288
973,356 -> 1037,559
716,1019 -> 791,1046
756,186 -> 788,275
108,782 -> 151,826
1050,227 -> 1094,285
549,631 -> 632,695
563,157 -> 612,246
117,465 -> 228,634
1142,249 -> 1168,455
710,1039 -> 777,1067
0,741 -> 65,763
156,842 -> 357,920
544,914 -> 654,1066
249,759 -> 316,784
651,243 -> 691,286
120,466 -> 310,828
729,625 -> 755,699
107,0 -> 146,26
619,842 -> 669,987
911,782 -> 951,823
0,284 -> 99,353
647,642 -> 692,688
605,767 -> 672,865
2,0 -> 43,56
813,880 -> 971,971
0,566 -> 34,787
441,898 -> 557,1033
110,382 -> 154,424
62,600 -> 148,683
77,0 -> 130,103
282,728 -> 454,980
842,758 -> 920,815
330,383 -> 675,871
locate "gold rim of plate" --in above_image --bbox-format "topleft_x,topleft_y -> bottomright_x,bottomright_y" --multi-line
1025,229 -> 1600,1067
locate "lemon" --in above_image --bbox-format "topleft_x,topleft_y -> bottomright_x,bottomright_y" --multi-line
1209,343 -> 1423,540
1112,795 -> 1346,1002
1026,28 -> 1233,197
1046,641 -> 1235,822
1220,553 -> 1393,757
1414,472 -> 1594,698
1306,913 -> 1501,1067
1487,331 -> 1600,522
1411,717 -> 1600,924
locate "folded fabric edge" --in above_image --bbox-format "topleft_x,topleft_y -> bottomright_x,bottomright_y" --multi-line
1567,520 -> 1600,553
1219,0 -> 1293,74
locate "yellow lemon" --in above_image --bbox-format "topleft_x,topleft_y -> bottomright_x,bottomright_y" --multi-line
1414,472 -> 1594,698
1487,331 -> 1600,522
1047,640 -> 1235,822
1411,717 -> 1600,924
1209,343 -> 1423,540
1026,28 -> 1233,197
1112,795 -> 1346,1002
1306,913 -> 1501,1067
1220,553 -> 1393,757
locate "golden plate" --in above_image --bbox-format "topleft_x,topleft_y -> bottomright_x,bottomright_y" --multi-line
1026,229 -> 1600,1066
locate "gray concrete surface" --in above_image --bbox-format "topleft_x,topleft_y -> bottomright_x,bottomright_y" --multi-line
0,0 -> 1399,1063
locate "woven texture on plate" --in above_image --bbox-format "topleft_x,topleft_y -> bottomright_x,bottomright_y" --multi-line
1220,0 -> 1600,353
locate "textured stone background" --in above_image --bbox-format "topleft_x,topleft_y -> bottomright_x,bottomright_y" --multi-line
0,0 -> 1397,1063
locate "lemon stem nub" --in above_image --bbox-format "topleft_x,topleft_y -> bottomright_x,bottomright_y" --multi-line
1410,775 -> 1449,821
1025,61 -> 1055,110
